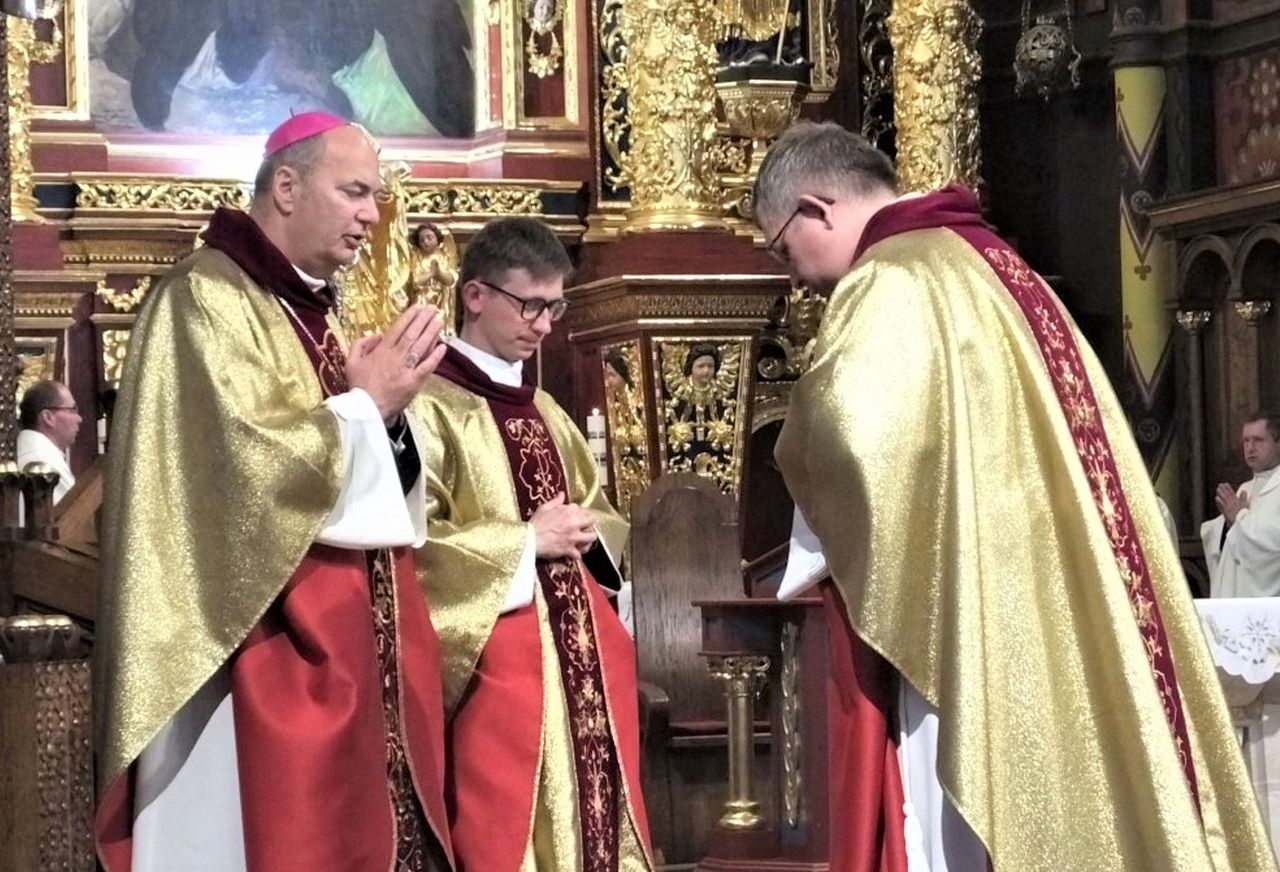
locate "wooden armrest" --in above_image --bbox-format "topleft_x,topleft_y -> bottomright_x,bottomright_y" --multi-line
637,680 -> 671,752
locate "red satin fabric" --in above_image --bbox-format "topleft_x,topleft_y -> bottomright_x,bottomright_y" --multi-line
823,583 -> 909,872
233,544 -> 450,871
95,544 -> 451,872
446,577 -> 650,872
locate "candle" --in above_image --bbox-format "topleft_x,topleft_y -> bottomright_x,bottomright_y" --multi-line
587,407 -> 608,486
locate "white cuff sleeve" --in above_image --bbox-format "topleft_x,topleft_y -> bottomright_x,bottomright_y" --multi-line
500,525 -> 539,614
316,389 -> 420,549
778,505 -> 828,600
615,581 -> 635,638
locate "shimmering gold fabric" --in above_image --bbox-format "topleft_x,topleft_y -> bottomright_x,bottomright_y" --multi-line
95,248 -> 343,790
776,228 -> 1276,871
411,377 -> 628,713
413,375 -> 646,870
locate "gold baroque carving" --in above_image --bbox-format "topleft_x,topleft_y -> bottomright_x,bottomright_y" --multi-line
402,185 -> 544,215
9,14 -> 63,223
573,293 -> 776,328
809,0 -> 840,96
858,0 -> 894,150
756,286 -> 826,379
618,0 -> 726,232
64,239 -> 206,268
523,0 -> 566,77
32,0 -> 88,122
35,660 -> 95,872
16,292 -> 79,317
95,276 -> 152,314
601,341 -> 652,517
654,338 -> 750,494
75,180 -> 250,212
16,335 -> 58,406
102,328 -> 131,390
888,0 -> 983,193
598,0 -> 629,196
780,620 -> 803,829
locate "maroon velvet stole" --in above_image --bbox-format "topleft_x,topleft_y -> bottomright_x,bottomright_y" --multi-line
436,346 -> 626,871
199,209 -> 449,870
853,187 -> 1201,810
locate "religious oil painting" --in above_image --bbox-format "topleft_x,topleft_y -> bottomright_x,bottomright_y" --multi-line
88,0 -> 476,139
653,338 -> 750,494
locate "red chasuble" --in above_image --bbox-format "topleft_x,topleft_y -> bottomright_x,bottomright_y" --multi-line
434,347 -> 650,872
95,208 -> 452,872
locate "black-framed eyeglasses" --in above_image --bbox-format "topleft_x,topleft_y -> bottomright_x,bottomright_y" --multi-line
479,280 -> 569,322
46,405 -> 79,414
766,196 -> 834,263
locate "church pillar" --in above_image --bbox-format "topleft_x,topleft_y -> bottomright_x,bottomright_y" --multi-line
1111,1 -> 1183,523
887,0 -> 983,193
1175,309 -> 1212,531
0,10 -> 15,464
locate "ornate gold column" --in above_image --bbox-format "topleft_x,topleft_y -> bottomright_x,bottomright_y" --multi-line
888,0 -> 983,193
706,653 -> 770,830
6,12 -> 61,223
617,0 -> 727,232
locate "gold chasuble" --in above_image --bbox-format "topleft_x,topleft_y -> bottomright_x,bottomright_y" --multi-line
413,347 -> 653,872
776,187 -> 1275,871
94,209 -> 452,872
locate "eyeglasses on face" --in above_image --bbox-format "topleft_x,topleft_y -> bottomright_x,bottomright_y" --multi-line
479,280 -> 569,322
765,196 -> 835,263
46,405 -> 79,414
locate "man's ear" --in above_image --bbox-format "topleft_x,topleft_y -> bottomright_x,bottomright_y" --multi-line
459,279 -> 485,317
797,193 -> 835,227
272,166 -> 301,215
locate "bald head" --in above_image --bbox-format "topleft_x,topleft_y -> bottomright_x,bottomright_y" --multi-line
249,124 -> 383,278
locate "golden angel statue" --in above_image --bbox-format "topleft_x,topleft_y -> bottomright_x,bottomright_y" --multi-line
659,341 -> 742,490
337,163 -> 458,337
408,221 -> 460,332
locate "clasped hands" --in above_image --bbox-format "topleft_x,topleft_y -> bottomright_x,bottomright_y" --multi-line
345,304 -> 448,422
532,493 -> 598,559
1215,482 -> 1250,523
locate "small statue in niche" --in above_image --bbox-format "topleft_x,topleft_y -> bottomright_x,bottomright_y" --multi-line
662,341 -> 740,487
408,221 -> 459,334
523,0 -> 564,76
527,0 -> 557,32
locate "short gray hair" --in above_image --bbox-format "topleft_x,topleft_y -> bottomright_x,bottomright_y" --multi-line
252,134 -> 329,200
753,121 -> 898,227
